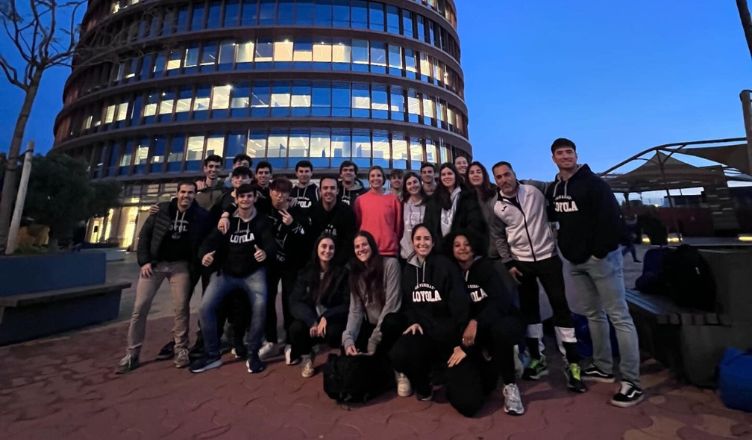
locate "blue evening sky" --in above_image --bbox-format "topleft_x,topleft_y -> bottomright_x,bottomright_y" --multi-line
1,1 -> 750,179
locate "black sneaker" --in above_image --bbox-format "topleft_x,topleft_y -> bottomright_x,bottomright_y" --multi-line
189,341 -> 205,360
582,364 -> 615,383
156,341 -> 175,361
611,381 -> 644,408
189,355 -> 222,373
565,363 -> 587,393
522,356 -> 549,380
246,353 -> 266,374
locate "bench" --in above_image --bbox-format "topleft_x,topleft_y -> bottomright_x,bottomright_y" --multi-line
625,248 -> 752,388
0,282 -> 130,346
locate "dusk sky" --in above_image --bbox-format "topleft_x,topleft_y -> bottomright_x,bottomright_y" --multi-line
1,1 -> 750,179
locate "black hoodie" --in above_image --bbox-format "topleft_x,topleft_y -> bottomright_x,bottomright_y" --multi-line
545,164 -> 625,264
291,183 -> 319,215
337,180 -> 366,207
266,205 -> 310,269
137,199 -> 209,269
289,263 -> 350,328
309,201 -> 356,265
462,257 -> 519,328
199,213 -> 276,278
401,253 -> 470,346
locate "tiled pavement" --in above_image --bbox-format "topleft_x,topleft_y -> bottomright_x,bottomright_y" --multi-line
1,250 -> 751,439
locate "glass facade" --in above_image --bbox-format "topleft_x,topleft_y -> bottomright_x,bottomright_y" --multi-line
55,0 -> 469,228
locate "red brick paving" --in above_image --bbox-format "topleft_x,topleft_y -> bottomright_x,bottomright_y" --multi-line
2,316 -> 751,440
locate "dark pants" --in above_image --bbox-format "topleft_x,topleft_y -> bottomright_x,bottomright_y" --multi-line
389,333 -> 491,417
352,313 -> 407,358
477,315 -> 524,385
265,265 -> 298,344
288,316 -> 347,359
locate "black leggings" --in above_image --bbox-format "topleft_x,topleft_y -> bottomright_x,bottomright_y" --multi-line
265,266 -> 298,344
288,317 -> 346,359
389,333 -> 493,417
476,315 -> 524,385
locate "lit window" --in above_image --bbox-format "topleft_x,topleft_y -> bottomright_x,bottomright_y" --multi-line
372,132 -> 390,161
332,40 -> 350,63
288,131 -> 310,157
104,104 -> 116,123
116,102 -> 129,121
184,46 -> 199,68
291,86 -> 311,107
267,134 -> 288,157
247,133 -> 266,157
426,140 -> 437,163
159,92 -> 174,115
419,52 -> 431,77
271,89 -> 291,107
310,131 -> 330,158
206,135 -> 224,157
274,39 -> 294,62
423,96 -> 435,120
407,90 -> 420,116
186,136 -> 205,161
410,138 -> 423,167
313,40 -> 332,62
293,40 -> 313,62
212,85 -> 232,109
167,49 -> 183,70
135,141 -> 149,164
352,83 -> 370,109
393,137 -> 408,160
237,41 -> 254,63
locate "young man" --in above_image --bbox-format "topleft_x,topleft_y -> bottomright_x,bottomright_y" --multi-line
117,182 -> 209,373
337,160 -> 365,206
259,177 -> 311,361
389,169 -> 404,200
195,155 -> 225,210
420,162 -> 437,196
223,154 -> 253,189
492,161 -> 586,393
255,161 -> 273,215
309,176 -> 356,265
546,138 -> 643,407
212,166 -> 253,222
291,160 -> 319,215
191,183 -> 275,374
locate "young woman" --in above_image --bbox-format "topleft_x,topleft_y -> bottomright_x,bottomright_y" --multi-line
288,234 -> 350,378
454,155 -> 470,185
467,161 -> 506,259
341,231 -> 409,395
353,166 -> 402,257
449,231 -> 526,416
423,163 -> 486,253
389,224 -> 487,417
399,172 -> 428,261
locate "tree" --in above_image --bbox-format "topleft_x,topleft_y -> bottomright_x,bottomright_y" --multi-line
0,0 -> 85,251
23,153 -> 120,251
738,0 -> 752,59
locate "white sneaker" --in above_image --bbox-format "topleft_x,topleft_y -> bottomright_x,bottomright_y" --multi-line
259,341 -> 280,360
301,354 -> 315,378
284,344 -> 300,365
395,372 -> 413,397
503,383 -> 525,416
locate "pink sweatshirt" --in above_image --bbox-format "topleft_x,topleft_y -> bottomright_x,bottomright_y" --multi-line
354,190 -> 403,257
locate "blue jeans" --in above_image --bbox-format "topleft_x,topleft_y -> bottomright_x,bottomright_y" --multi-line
200,269 -> 267,358
568,249 -> 641,386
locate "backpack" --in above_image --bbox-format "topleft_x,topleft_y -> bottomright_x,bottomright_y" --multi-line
719,348 -> 752,412
663,245 -> 716,311
322,353 -> 390,404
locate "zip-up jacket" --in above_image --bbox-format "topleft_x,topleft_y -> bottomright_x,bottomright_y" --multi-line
309,201 -> 356,265
198,212 -> 276,277
289,263 -> 350,328
291,183 -> 319,214
546,164 -> 625,264
266,205 -> 310,269
462,257 -> 519,328
137,199 -> 209,269
255,186 -> 272,215
494,182 -> 557,265
423,189 -> 487,254
337,180 -> 366,207
401,253 -> 470,346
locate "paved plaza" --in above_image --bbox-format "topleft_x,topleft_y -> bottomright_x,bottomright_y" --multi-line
1,250 -> 751,439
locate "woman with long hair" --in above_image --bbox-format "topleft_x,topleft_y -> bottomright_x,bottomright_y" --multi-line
288,234 -> 350,378
466,161 -> 507,259
389,224 -> 489,417
449,231 -> 526,416
399,172 -> 428,261
423,163 -> 486,253
341,231 -> 409,395
353,166 -> 402,257
454,155 -> 470,186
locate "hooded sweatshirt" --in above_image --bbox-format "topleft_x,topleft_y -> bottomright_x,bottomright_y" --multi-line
337,179 -> 366,207
289,263 -> 350,328
461,257 -> 519,328
266,205 -> 310,269
199,212 -> 276,277
309,201 -> 357,265
137,199 -> 209,268
401,253 -> 470,346
545,164 -> 625,264
342,257 -> 402,353
291,182 -> 319,215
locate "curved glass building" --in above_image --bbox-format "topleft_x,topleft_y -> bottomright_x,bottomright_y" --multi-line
53,0 -> 470,247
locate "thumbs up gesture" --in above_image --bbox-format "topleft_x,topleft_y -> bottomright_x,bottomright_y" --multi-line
202,250 -> 216,267
254,245 -> 266,263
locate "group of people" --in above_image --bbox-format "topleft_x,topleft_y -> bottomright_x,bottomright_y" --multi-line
117,137 -> 644,417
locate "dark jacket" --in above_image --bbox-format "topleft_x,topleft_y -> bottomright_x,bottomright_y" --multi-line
198,213 -> 276,277
337,180 -> 366,207
309,201 -> 357,265
545,164 -> 625,264
462,257 -> 519,327
266,205 -> 311,269
290,263 -> 350,328
423,189 -> 487,254
137,199 -> 209,268
291,183 -> 319,214
401,253 -> 470,346
209,188 -> 237,225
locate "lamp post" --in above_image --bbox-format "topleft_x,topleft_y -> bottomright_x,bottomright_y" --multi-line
5,142 -> 35,255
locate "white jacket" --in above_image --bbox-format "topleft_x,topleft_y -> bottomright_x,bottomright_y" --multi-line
494,182 -> 557,263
